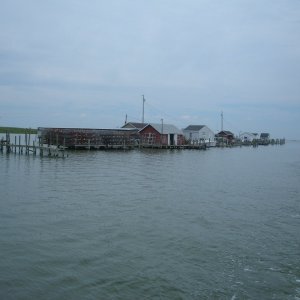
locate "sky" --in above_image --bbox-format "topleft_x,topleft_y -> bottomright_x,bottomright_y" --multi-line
0,0 -> 300,139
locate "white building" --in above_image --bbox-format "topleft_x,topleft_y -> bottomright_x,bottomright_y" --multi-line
183,125 -> 216,147
239,132 -> 258,142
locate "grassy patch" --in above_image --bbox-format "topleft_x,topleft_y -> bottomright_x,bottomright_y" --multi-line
0,127 -> 37,134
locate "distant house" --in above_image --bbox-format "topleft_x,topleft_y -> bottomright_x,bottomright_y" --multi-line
215,130 -> 235,145
183,125 -> 216,147
139,123 -> 184,146
260,133 -> 270,141
239,132 -> 258,143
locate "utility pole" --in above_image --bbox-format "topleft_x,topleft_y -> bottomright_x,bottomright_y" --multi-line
142,95 -> 145,124
221,111 -> 223,131
161,118 -> 164,145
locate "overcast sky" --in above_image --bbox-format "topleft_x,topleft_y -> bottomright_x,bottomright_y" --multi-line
1,0 -> 299,138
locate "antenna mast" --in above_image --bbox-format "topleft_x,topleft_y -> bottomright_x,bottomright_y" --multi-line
221,111 -> 223,131
142,95 -> 145,123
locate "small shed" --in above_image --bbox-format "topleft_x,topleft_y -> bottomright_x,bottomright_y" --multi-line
139,123 -> 184,146
183,125 -> 216,146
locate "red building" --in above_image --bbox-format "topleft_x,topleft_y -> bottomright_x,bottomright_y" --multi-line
139,123 -> 184,147
215,130 -> 235,145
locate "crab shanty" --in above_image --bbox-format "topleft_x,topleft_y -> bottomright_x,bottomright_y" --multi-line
36,121 -> 284,151
37,127 -> 139,150
37,122 -> 205,150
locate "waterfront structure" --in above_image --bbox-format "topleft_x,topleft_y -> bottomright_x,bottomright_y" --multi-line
37,127 -> 139,149
215,130 -> 235,146
139,123 -> 184,147
122,122 -> 147,130
260,133 -> 270,141
183,125 -> 216,147
239,132 -> 258,143
1,131 -> 66,157
258,132 -> 271,145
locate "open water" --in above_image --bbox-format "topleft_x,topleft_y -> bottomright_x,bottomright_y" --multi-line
0,141 -> 300,299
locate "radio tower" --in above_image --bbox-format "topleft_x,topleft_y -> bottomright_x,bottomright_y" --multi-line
142,95 -> 145,123
221,111 -> 223,131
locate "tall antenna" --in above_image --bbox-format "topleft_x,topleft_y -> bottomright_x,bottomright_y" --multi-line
221,111 -> 223,131
142,95 -> 145,123
161,118 -> 164,144
124,114 -> 127,124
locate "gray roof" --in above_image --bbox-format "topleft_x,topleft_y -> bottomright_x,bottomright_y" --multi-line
183,125 -> 205,131
142,123 -> 182,134
260,133 -> 270,138
216,130 -> 234,136
240,132 -> 256,136
122,122 -> 147,129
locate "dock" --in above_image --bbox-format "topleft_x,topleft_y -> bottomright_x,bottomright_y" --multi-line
1,127 -> 285,156
139,144 -> 207,150
0,132 -> 66,157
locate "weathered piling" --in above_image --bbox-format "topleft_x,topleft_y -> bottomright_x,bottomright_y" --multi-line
33,141 -> 36,155
1,131 -> 66,158
25,131 -> 28,155
28,130 -> 31,154
38,136 -> 43,157
6,132 -> 11,153
19,135 -> 21,154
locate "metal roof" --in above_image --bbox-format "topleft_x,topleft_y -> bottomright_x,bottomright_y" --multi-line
183,125 -> 205,131
216,130 -> 234,136
122,122 -> 147,129
260,133 -> 270,138
141,123 -> 182,134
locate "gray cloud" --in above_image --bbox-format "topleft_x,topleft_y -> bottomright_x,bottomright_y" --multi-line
0,0 -> 300,138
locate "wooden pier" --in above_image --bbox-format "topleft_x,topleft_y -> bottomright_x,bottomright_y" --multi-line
38,127 -> 139,151
2,127 -> 285,156
139,143 -> 207,150
0,132 -> 66,157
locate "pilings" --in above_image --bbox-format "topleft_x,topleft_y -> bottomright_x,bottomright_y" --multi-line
0,132 -> 66,158
138,143 -> 207,150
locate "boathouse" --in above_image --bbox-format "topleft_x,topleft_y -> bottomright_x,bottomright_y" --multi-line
183,125 -> 216,147
139,123 -> 184,147
258,132 -> 271,145
260,133 -> 270,141
239,132 -> 258,143
37,127 -> 139,149
122,122 -> 147,130
215,130 -> 235,145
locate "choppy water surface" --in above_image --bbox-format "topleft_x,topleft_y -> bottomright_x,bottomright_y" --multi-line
1,142 -> 300,299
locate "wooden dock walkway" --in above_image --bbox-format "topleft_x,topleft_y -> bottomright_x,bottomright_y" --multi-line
0,132 -> 66,157
139,143 -> 207,150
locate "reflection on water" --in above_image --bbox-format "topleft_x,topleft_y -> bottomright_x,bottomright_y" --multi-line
1,143 -> 300,299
